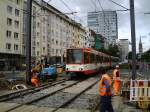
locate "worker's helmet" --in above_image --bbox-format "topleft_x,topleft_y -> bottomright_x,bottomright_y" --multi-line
116,65 -> 119,68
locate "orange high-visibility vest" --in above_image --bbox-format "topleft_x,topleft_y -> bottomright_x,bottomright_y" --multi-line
98,74 -> 112,96
31,73 -> 38,87
113,69 -> 120,81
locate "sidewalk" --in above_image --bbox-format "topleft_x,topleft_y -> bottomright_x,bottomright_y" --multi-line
112,96 -> 148,112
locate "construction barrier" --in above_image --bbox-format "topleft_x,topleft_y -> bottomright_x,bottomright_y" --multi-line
130,80 -> 150,101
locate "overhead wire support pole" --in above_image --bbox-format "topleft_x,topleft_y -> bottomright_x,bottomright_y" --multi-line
130,0 -> 136,80
26,0 -> 32,84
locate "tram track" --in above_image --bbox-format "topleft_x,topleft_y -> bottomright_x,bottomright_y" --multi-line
50,78 -> 99,112
1,77 -> 99,112
0,78 -> 68,102
4,79 -> 84,112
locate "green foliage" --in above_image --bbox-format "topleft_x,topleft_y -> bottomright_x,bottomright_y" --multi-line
141,49 -> 150,62
127,51 -> 132,60
98,44 -> 120,57
108,44 -> 120,57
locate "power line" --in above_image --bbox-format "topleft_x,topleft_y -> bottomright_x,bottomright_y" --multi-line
59,0 -> 84,24
90,0 -> 98,11
97,0 -> 109,28
107,0 -> 129,10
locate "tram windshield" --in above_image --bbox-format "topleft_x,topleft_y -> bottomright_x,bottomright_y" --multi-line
67,49 -> 82,64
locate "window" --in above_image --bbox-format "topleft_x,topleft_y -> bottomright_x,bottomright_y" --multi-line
16,0 -> 20,5
15,9 -> 19,16
37,42 -> 39,47
7,18 -> 12,26
14,20 -> 19,28
6,43 -> 11,50
37,22 -> 40,28
43,36 -> 45,41
84,52 -> 89,64
37,51 -> 39,56
6,30 -> 11,38
14,44 -> 18,51
56,40 -> 58,45
14,32 -> 18,39
43,47 -> 45,53
7,5 -> 12,14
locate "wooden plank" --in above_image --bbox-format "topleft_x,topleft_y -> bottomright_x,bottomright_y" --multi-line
0,102 -> 20,112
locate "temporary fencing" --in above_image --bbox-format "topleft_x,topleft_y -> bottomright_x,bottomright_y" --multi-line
130,80 -> 150,101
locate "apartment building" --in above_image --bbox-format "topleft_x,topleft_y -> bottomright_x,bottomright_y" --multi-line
88,11 -> 118,48
85,28 -> 95,48
23,0 -> 86,64
0,0 -> 23,70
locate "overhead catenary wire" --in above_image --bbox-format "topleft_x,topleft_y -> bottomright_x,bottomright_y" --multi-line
107,0 -> 129,10
90,0 -> 98,11
59,0 -> 85,24
97,0 -> 109,28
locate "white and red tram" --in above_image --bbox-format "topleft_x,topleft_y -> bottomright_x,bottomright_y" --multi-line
66,48 -> 118,75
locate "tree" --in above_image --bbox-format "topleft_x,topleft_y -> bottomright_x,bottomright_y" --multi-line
128,51 -> 132,60
107,44 -> 120,57
141,49 -> 150,62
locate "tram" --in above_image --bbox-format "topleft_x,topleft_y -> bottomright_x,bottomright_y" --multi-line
66,48 -> 119,75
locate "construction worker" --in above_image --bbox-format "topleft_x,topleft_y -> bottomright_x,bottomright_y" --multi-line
112,65 -> 120,96
98,69 -> 114,112
31,70 -> 39,87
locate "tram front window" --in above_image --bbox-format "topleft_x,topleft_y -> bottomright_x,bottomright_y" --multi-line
67,49 -> 82,64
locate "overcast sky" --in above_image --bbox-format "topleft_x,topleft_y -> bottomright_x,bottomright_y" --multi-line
44,0 -> 150,52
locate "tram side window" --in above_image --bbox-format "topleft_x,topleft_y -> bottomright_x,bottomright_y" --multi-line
90,53 -> 95,63
100,56 -> 102,63
96,55 -> 99,63
84,52 -> 89,64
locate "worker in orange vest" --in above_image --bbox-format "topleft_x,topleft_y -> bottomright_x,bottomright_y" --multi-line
31,70 -> 39,87
112,65 -> 120,96
98,68 -> 114,112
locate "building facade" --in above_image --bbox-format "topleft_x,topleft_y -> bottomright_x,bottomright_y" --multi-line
23,0 -> 86,64
87,11 -> 118,47
119,39 -> 129,61
0,0 -> 23,70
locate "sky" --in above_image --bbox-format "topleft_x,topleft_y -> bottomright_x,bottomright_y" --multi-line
44,0 -> 150,52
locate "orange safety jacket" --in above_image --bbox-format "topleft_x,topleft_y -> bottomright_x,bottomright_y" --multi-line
98,74 -> 112,96
112,69 -> 120,81
31,73 -> 38,87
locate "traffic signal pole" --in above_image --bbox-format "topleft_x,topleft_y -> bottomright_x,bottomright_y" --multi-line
26,0 -> 32,84
130,0 -> 136,80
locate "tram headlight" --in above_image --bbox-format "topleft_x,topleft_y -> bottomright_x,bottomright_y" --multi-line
79,68 -> 83,71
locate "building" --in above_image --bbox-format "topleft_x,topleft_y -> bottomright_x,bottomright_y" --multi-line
0,0 -> 23,70
139,36 -> 143,54
94,34 -> 105,50
23,0 -> 86,64
87,11 -> 118,47
119,39 -> 129,61
85,28 -> 95,48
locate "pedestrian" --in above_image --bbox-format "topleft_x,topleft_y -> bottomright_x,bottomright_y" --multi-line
112,65 -> 121,96
98,68 -> 114,112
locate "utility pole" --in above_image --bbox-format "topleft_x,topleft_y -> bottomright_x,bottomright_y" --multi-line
26,0 -> 32,84
130,0 -> 136,80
